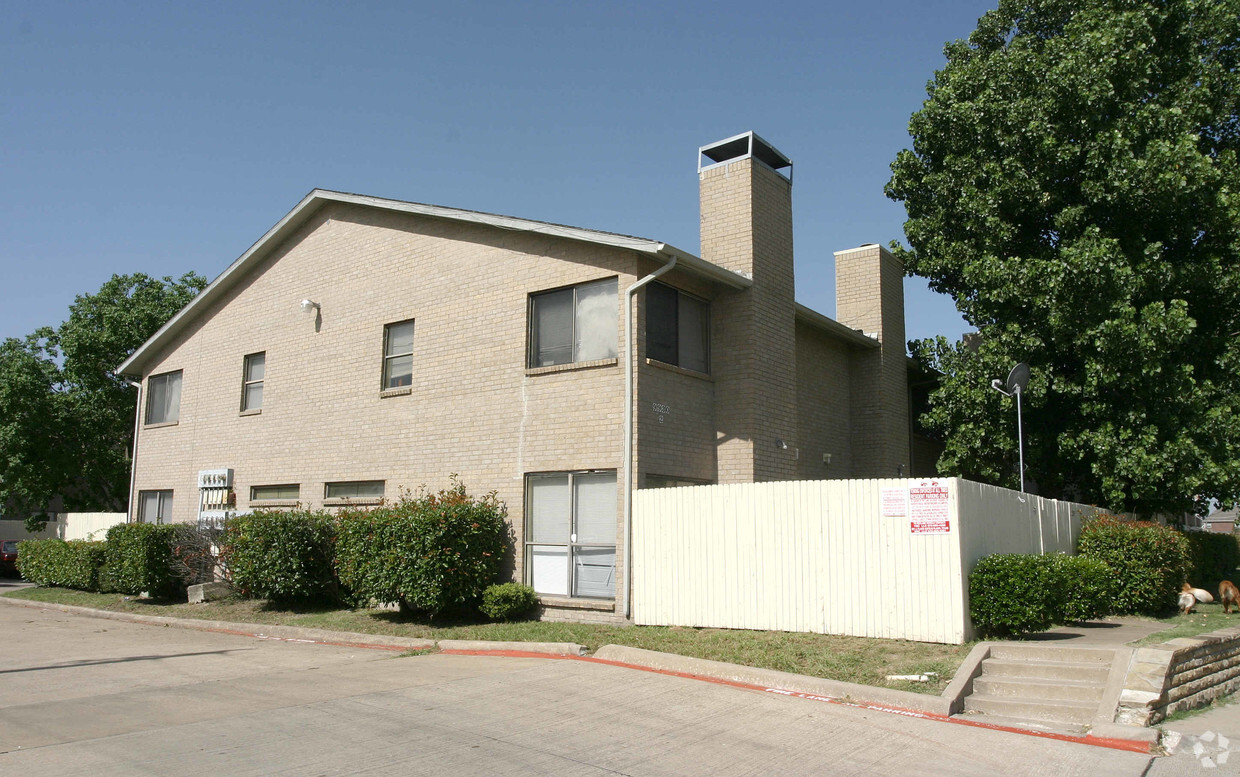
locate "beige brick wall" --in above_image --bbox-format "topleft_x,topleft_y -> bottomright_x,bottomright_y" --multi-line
794,321 -> 854,479
132,202 -> 638,598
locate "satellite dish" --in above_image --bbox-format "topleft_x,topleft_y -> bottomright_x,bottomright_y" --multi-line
1005,362 -> 1030,395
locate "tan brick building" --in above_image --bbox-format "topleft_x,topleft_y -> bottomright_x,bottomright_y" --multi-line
118,132 -> 938,622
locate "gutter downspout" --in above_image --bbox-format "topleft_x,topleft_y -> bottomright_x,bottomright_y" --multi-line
622,254 -> 677,620
125,379 -> 142,523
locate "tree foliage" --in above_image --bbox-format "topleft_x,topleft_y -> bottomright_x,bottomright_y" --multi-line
0,273 -> 206,528
887,0 -> 1240,514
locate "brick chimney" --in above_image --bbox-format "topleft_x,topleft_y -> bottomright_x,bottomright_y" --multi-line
699,132 -> 799,482
835,244 -> 911,477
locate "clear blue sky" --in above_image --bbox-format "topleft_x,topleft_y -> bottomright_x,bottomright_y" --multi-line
1,0 -> 993,346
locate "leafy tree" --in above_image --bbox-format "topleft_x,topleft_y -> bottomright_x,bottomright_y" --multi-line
887,0 -> 1240,515
0,273 -> 206,530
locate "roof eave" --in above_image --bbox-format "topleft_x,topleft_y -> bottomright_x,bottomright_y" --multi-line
793,304 -> 880,349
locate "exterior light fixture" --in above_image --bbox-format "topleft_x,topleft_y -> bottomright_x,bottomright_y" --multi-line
990,362 -> 1030,493
300,299 -> 320,313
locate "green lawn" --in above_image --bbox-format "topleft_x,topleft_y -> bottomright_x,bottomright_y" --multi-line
1130,603 -> 1240,646
3,586 -> 972,695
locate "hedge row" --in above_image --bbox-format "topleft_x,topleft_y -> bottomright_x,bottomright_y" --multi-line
1183,531 -> 1240,590
220,481 -> 512,615
17,539 -> 107,591
1076,515 -> 1191,614
969,553 -> 1114,637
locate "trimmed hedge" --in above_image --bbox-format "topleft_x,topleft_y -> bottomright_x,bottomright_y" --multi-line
969,553 -> 1065,636
17,539 -> 107,590
336,483 -> 508,615
104,523 -> 184,597
220,509 -> 340,605
1049,554 -> 1116,623
480,582 -> 538,621
1182,531 -> 1240,590
1077,516 -> 1191,614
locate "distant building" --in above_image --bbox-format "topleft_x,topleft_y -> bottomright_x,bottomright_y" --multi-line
117,132 -> 940,621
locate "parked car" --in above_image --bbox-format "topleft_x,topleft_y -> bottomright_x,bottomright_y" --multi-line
0,540 -> 19,577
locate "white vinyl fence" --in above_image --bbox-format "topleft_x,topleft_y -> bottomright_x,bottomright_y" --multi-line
632,478 -> 1094,644
0,513 -> 127,543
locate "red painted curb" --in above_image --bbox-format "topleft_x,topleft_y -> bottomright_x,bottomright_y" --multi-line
439,649 -> 1153,755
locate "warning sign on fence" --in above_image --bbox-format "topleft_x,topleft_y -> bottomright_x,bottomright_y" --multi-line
881,488 -> 908,518
909,480 -> 950,534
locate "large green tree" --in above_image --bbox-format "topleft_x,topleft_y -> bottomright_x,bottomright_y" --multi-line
886,0 -> 1240,514
0,273 -> 206,527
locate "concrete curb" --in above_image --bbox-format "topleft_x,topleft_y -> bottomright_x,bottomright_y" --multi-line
592,644 -> 954,716
0,596 -> 436,651
438,639 -> 587,656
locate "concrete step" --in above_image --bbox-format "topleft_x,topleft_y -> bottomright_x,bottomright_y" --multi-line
988,644 -> 1114,664
972,675 -> 1105,703
963,693 -> 1098,726
980,658 -> 1111,684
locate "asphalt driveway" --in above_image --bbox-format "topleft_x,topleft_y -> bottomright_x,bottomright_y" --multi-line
0,602 -> 1158,776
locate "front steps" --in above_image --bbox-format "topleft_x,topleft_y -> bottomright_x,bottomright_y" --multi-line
957,644 -> 1117,733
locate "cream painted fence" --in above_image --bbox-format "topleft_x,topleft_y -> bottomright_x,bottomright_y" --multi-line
0,513 -> 127,543
632,478 -> 1095,644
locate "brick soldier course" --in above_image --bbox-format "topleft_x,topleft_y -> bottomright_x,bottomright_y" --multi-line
118,131 -> 936,622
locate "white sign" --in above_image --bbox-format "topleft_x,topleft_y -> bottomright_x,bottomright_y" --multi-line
881,488 -> 908,518
909,480 -> 950,534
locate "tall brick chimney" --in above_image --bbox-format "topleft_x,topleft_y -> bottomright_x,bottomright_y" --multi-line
835,244 -> 911,477
699,132 -> 799,482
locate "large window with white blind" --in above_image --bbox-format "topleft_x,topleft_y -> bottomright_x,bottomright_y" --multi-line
524,471 -> 617,599
528,278 -> 618,368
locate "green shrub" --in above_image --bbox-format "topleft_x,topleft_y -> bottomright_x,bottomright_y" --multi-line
480,582 -> 538,621
16,539 -> 107,590
1047,554 -> 1115,623
220,509 -> 339,605
335,481 -> 508,615
104,523 -> 183,597
1181,531 -> 1240,590
1077,515 -> 1191,614
969,553 -> 1066,637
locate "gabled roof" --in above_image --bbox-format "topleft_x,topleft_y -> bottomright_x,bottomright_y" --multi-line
116,189 -> 753,377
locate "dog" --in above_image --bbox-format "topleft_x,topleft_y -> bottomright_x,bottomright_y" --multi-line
1179,590 -> 1197,614
1220,580 -> 1239,614
1183,582 -> 1215,603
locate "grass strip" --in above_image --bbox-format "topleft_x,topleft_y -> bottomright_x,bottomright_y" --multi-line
4,586 -> 971,695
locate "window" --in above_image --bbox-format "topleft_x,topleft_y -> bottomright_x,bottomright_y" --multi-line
138,490 -> 173,524
145,371 -> 183,424
525,471 -> 616,599
382,320 -> 414,389
325,481 -> 385,500
250,484 -> 299,501
646,282 -> 709,373
528,278 -> 618,368
241,352 -> 265,411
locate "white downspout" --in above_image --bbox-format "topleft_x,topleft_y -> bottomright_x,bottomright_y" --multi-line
125,379 -> 142,523
622,254 -> 677,620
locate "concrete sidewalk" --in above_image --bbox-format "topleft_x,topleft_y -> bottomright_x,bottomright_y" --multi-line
1022,617 -> 1173,646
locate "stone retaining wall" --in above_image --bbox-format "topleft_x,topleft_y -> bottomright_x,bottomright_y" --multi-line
1116,626 -> 1240,726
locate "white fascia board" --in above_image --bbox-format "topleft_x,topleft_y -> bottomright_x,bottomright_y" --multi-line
794,303 -> 880,349
116,189 -> 751,377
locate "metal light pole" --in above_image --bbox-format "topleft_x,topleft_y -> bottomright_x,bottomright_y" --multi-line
991,363 -> 1030,493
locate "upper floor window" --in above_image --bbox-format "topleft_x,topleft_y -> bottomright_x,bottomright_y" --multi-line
528,278 -> 618,368
138,490 -> 173,524
241,352 -> 265,411
383,320 -> 415,389
646,282 -> 709,373
146,370 -> 183,425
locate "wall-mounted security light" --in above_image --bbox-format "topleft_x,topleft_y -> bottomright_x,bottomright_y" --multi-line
300,299 -> 320,313
776,438 -> 789,450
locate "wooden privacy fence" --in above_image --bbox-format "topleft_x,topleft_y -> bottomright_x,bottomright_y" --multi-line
0,513 -> 127,543
632,478 -> 1094,644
